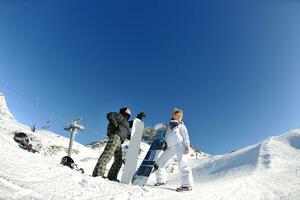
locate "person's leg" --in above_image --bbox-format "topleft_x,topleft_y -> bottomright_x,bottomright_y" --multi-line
107,144 -> 123,180
92,134 -> 122,177
155,146 -> 176,184
175,144 -> 193,187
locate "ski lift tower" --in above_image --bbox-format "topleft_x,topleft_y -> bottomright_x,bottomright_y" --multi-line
64,119 -> 85,157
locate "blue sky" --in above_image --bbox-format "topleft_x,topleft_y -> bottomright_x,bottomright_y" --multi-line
0,0 -> 300,154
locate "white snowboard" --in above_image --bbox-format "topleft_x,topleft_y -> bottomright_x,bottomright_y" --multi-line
121,118 -> 145,184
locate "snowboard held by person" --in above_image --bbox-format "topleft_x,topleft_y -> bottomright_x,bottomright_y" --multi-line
92,108 -> 145,182
154,108 -> 194,192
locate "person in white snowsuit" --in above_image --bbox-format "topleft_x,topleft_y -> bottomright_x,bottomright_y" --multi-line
155,108 -> 193,192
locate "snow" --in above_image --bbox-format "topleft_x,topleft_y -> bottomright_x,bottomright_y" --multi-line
0,93 -> 15,121
0,94 -> 300,200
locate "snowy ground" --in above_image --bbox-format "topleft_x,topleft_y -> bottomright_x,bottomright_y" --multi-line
1,95 -> 300,200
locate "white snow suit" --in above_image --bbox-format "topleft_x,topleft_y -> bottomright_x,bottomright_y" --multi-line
155,121 -> 193,187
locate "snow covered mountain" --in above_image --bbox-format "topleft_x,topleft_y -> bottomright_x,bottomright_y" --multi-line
0,92 -> 15,121
0,93 -> 300,200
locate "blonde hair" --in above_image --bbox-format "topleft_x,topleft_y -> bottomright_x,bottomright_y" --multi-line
172,108 -> 184,121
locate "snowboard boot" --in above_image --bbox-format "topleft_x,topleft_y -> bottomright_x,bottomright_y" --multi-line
92,173 -> 106,179
154,182 -> 167,186
176,186 -> 192,192
108,177 -> 120,183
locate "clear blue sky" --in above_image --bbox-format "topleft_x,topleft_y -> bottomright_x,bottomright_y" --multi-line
1,0 -> 300,154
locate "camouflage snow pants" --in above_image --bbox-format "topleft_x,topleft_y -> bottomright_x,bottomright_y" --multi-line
92,134 -> 123,180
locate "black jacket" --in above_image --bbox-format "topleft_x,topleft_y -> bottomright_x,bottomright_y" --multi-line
106,112 -> 133,143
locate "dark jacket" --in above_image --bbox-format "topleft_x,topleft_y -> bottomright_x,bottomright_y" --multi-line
106,112 -> 133,143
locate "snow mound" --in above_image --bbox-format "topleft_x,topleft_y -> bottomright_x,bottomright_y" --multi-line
0,93 -> 15,121
194,129 -> 300,179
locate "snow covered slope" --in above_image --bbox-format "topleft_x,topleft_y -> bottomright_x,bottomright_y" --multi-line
0,92 -> 15,121
0,94 -> 300,200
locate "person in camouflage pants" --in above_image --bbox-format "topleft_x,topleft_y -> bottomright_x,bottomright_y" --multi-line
92,108 -> 146,182
93,134 -> 123,180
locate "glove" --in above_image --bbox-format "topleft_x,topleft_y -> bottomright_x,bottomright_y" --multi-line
127,133 -> 131,140
162,141 -> 168,151
151,164 -> 159,173
136,112 -> 146,121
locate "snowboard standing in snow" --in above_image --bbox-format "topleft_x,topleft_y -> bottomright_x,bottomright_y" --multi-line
121,118 -> 145,184
132,123 -> 168,186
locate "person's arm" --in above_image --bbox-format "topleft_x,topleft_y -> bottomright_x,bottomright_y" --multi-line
127,133 -> 131,140
128,112 -> 146,128
127,120 -> 133,140
129,120 -> 134,128
180,124 -> 191,154
106,112 -> 123,127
